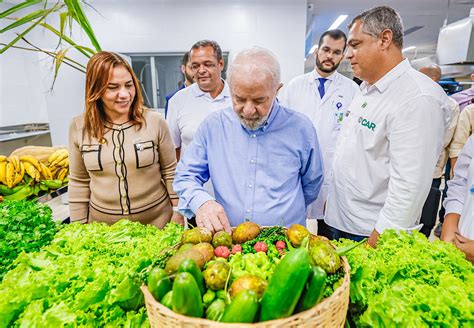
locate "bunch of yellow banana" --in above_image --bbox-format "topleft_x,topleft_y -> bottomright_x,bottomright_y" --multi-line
48,148 -> 69,168
56,167 -> 69,181
20,155 -> 42,182
48,148 -> 69,182
0,156 -> 25,188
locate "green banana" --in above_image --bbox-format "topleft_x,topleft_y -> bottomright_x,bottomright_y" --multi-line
4,185 -> 33,201
41,179 -> 63,189
0,184 -> 24,196
33,184 -> 41,195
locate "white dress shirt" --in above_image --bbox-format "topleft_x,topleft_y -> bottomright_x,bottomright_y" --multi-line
444,135 -> 474,239
325,59 -> 450,236
279,70 -> 359,220
166,81 -> 232,155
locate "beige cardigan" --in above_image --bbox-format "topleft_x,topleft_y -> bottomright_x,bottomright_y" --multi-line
449,104 -> 474,159
68,109 -> 178,227
433,98 -> 460,178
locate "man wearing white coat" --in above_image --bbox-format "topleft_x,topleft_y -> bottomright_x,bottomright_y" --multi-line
279,29 -> 359,233
324,6 -> 450,246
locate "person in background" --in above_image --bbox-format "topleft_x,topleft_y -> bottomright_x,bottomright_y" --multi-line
442,134 -> 474,264
164,51 -> 195,119
449,103 -> 474,168
451,73 -> 474,111
68,51 -> 183,227
279,29 -> 359,235
323,6 -> 450,246
166,40 -> 232,161
173,47 -> 324,233
418,64 -> 460,237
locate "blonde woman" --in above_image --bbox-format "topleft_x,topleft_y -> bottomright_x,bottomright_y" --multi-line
68,51 -> 183,227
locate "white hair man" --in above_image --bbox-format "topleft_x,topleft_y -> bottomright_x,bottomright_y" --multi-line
173,47 -> 324,232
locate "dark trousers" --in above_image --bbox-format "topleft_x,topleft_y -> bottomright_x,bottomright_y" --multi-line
432,161 -> 451,225
187,216 -> 197,229
317,219 -> 367,242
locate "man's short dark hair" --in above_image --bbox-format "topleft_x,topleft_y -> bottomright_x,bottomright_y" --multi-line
348,6 -> 404,49
318,29 -> 347,51
181,51 -> 190,66
191,40 -> 223,61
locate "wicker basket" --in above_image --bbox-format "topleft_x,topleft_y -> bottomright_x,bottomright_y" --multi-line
142,255 -> 350,328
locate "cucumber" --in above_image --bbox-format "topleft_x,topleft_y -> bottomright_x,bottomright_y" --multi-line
161,291 -> 173,309
205,298 -> 226,321
259,248 -> 311,321
148,267 -> 172,302
295,265 -> 327,312
178,258 -> 205,296
221,290 -> 259,323
172,272 -> 203,317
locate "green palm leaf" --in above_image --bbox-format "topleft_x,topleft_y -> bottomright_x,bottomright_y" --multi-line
64,0 -> 101,51
0,0 -> 43,19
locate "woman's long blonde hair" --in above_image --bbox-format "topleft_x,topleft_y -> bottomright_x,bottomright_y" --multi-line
84,51 -> 145,141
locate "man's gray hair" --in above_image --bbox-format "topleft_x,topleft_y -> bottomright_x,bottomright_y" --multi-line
227,47 -> 281,88
349,6 -> 404,49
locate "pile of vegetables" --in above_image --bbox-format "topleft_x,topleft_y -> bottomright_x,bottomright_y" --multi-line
147,222 -> 351,323
0,220 -> 183,327
335,230 -> 474,327
0,200 -> 58,280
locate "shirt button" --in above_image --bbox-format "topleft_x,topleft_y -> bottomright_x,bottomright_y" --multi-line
251,134 -> 256,138
120,177 -> 124,181
248,184 -> 253,188
250,159 -> 255,163
246,209 -> 251,213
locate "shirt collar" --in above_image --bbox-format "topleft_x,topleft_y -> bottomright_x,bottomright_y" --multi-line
193,79 -> 230,100
360,58 -> 411,94
310,69 -> 337,85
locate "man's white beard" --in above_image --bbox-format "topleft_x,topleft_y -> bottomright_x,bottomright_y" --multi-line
239,114 -> 268,130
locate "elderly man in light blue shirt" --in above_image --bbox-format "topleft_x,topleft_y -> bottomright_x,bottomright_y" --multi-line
173,47 -> 324,233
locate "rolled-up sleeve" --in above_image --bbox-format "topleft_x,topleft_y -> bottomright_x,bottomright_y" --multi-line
375,95 -> 445,233
173,121 -> 214,218
444,135 -> 474,215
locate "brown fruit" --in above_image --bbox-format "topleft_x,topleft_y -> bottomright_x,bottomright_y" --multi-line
309,235 -> 330,249
229,275 -> 267,299
212,231 -> 233,248
192,242 -> 215,263
287,224 -> 309,247
178,243 -> 194,252
182,227 -> 213,244
309,239 -> 341,274
203,261 -> 230,290
165,249 -> 205,274
232,221 -> 260,244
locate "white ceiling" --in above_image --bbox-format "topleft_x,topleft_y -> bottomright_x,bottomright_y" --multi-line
307,0 -> 474,57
